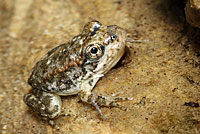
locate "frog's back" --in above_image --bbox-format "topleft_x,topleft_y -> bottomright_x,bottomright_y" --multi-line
28,40 -> 85,95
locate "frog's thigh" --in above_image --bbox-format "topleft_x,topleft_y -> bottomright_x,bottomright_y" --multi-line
24,89 -> 62,119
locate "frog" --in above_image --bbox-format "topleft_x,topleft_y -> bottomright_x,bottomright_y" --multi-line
23,20 -> 131,128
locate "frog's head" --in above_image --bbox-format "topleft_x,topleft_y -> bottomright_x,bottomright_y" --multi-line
82,20 -> 126,75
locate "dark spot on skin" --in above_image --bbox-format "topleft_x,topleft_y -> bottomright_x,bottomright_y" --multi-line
43,95 -> 54,108
116,48 -> 120,51
89,80 -> 93,86
38,103 -> 46,112
53,105 -> 59,113
74,73 -> 80,79
92,63 -> 97,69
82,68 -> 87,76
90,31 -> 96,36
43,84 -> 51,91
88,74 -> 92,79
64,80 -> 73,85
109,40 -> 112,44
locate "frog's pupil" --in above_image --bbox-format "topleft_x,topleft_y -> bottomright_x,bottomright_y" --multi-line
91,47 -> 98,54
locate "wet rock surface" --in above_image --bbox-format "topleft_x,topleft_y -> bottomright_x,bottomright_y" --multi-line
0,0 -> 200,134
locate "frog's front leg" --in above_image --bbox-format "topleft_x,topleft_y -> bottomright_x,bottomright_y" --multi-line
23,89 -> 62,128
79,90 -> 132,119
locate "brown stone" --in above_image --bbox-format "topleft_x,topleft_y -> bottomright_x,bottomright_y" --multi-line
185,0 -> 200,27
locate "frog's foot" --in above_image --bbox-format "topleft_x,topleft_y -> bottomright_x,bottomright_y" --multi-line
92,91 -> 133,111
48,120 -> 60,130
24,88 -> 62,128
79,91 -> 133,119
90,91 -> 106,119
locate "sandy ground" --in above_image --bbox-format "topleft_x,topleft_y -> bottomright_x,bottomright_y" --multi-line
0,0 -> 200,134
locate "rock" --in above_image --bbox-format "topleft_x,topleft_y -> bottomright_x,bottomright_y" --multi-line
1,0 -> 200,134
185,0 -> 200,28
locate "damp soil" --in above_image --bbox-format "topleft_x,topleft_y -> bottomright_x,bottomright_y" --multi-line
0,0 -> 200,134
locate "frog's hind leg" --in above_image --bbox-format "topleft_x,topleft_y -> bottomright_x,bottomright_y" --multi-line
23,88 -> 62,129
79,91 -> 133,119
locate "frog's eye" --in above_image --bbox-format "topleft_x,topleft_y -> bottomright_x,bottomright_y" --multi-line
85,44 -> 104,60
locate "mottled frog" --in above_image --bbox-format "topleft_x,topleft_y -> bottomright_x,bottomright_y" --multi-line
24,20 -> 130,127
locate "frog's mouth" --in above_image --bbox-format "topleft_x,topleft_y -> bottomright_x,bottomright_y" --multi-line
101,42 -> 126,74
94,27 -> 126,75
